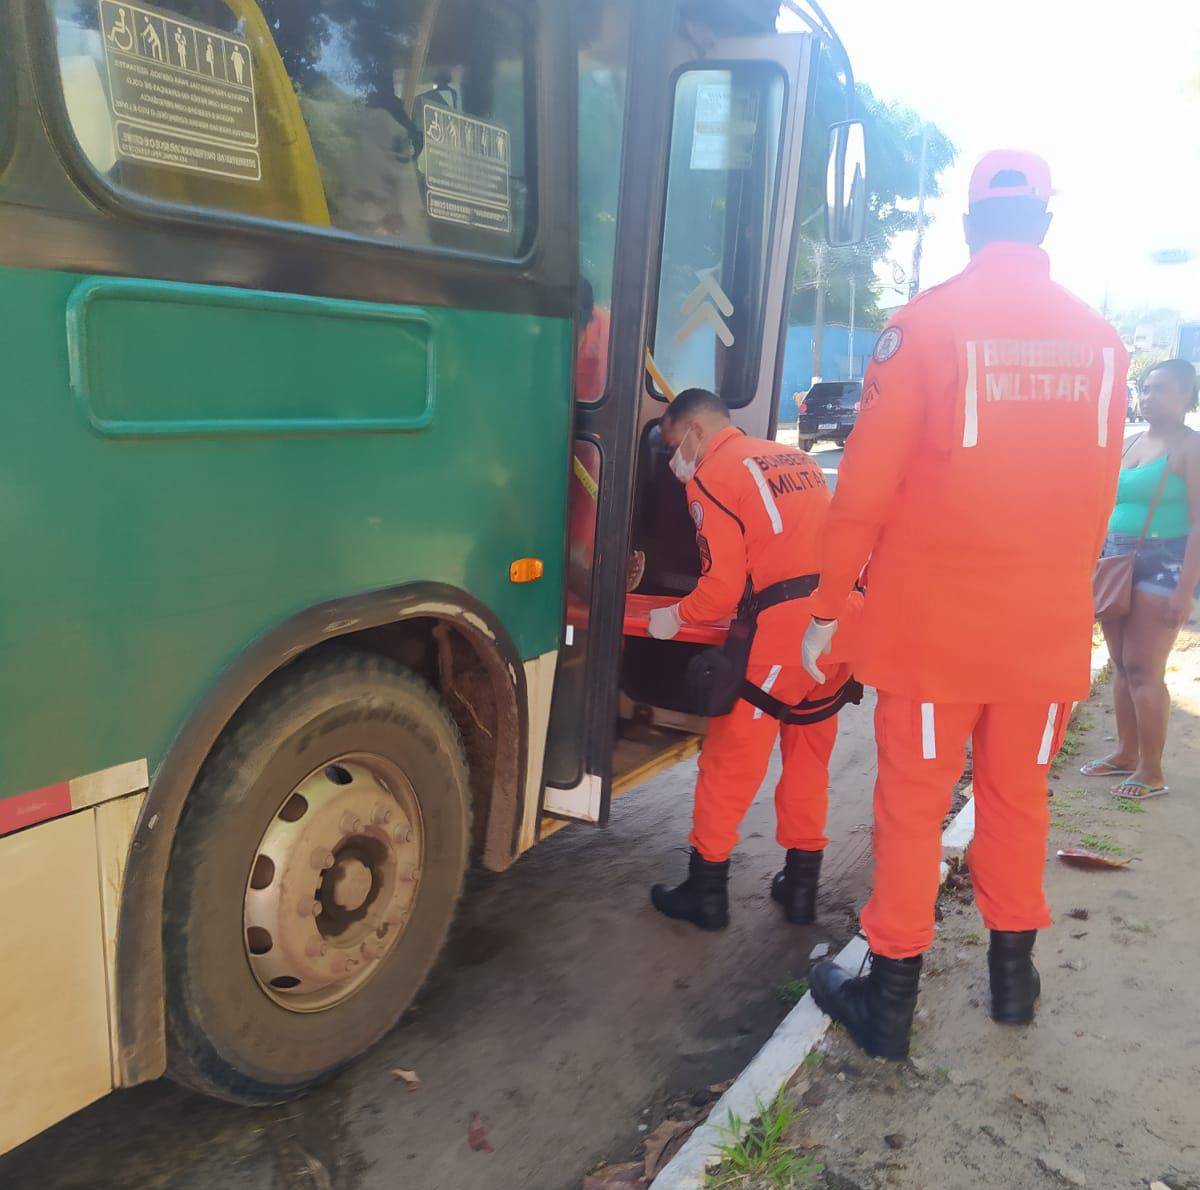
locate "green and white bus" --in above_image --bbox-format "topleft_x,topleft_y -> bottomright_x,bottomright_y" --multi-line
0,0 -> 863,1151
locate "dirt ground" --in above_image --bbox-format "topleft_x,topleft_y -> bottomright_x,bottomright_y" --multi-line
0,693 -> 881,1190
765,625 -> 1200,1190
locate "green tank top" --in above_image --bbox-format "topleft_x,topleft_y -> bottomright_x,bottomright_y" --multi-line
1109,453 -> 1191,538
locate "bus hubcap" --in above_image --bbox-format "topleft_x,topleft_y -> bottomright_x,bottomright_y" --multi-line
244,754 -> 424,1011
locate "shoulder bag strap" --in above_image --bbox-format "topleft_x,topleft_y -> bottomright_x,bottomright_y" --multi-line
1133,454 -> 1172,555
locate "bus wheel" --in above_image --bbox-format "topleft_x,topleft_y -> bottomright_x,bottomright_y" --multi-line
163,652 -> 471,1104
797,437 -> 817,452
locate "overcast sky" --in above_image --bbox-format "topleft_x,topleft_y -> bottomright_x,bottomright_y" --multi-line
783,1 -> 1200,319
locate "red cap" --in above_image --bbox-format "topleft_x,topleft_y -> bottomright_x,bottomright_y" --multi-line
968,149 -> 1054,207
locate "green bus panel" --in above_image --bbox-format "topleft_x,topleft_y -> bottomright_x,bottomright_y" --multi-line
0,265 -> 571,803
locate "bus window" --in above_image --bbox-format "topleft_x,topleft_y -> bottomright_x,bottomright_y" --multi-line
47,0 -> 535,258
648,64 -> 785,405
576,0 -> 630,404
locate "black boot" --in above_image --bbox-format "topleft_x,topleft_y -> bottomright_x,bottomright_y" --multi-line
650,848 -> 730,931
989,929 -> 1040,1024
810,952 -> 922,1060
771,848 -> 823,925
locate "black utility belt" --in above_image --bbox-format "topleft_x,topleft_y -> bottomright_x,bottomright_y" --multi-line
748,574 -> 819,616
681,573 -> 860,724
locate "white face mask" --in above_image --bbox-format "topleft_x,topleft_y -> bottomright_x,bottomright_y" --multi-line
669,425 -> 700,484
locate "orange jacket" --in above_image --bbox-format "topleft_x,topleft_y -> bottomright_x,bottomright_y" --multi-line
811,242 -> 1128,702
679,426 -> 857,669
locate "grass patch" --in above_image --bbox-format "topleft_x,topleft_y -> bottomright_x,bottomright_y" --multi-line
775,978 -> 809,1006
960,931 -> 983,945
1079,833 -> 1123,855
802,1051 -> 823,1070
1113,797 -> 1146,814
707,1090 -> 823,1189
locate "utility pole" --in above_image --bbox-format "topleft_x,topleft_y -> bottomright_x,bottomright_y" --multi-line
910,123 -> 929,300
848,275 -> 857,376
811,242 -> 825,384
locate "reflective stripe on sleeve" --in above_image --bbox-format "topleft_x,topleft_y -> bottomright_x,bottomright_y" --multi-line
743,458 -> 783,535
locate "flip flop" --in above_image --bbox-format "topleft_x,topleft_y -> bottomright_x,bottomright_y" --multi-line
1080,759 -> 1135,778
1109,780 -> 1169,800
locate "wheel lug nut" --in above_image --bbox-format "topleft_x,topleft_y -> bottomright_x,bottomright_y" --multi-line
310,847 -> 335,870
393,825 -> 414,844
298,899 -> 321,918
361,939 -> 384,960
341,811 -> 361,834
373,803 -> 393,826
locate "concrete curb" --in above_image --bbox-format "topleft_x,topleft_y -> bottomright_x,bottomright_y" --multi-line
650,936 -> 868,1190
652,642 -> 1111,1188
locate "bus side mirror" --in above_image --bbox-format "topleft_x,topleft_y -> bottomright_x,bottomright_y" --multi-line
826,119 -> 867,247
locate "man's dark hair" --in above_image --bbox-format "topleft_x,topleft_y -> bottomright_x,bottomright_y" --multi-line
662,387 -> 730,426
1148,358 -> 1200,410
965,195 -> 1050,247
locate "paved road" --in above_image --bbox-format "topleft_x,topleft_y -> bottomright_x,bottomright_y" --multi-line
1,705 -> 879,1190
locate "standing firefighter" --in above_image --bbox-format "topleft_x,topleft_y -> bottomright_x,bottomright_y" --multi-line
647,390 -> 861,931
803,151 -> 1128,1058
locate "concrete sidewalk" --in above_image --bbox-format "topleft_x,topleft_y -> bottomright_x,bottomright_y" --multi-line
761,625 -> 1200,1190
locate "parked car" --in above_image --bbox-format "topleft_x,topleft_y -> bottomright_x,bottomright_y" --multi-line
794,380 -> 862,450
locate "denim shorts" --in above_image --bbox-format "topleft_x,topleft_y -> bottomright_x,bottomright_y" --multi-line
1101,532 -> 1193,596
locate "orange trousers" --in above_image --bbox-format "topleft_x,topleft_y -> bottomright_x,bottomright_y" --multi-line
861,693 -> 1067,959
690,664 -> 840,862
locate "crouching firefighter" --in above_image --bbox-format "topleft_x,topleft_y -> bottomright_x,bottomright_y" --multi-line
646,389 -> 863,932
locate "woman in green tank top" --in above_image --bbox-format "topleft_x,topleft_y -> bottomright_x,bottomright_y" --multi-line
1083,360 -> 1200,799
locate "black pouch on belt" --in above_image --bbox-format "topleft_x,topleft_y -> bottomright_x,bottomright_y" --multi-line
680,575 -> 819,718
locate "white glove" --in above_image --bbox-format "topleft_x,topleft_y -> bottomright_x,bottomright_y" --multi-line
647,603 -> 684,640
802,617 -> 838,682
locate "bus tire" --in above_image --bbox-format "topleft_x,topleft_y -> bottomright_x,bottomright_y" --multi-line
797,436 -> 816,452
163,651 -> 471,1105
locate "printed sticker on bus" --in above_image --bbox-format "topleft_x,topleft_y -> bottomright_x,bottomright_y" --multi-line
98,0 -> 261,182
422,106 -> 513,234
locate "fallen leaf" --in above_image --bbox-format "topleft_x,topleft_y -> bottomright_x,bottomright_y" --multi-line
582,1161 -> 647,1189
643,1120 -> 696,1178
708,1078 -> 735,1095
1056,848 -> 1131,869
467,1112 -> 494,1153
391,1068 -> 421,1091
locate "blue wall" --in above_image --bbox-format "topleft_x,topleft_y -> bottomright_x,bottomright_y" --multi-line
778,324 -> 881,421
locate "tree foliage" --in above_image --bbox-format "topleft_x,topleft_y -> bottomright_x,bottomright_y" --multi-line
790,51 -> 956,328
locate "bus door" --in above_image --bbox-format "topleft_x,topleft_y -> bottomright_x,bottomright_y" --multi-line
621,34 -> 816,737
542,21 -> 818,828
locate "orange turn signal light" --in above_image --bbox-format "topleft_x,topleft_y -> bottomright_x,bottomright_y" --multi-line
509,557 -> 544,584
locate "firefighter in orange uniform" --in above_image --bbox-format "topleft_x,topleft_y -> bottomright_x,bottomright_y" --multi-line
803,151 -> 1128,1059
647,389 -> 862,931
